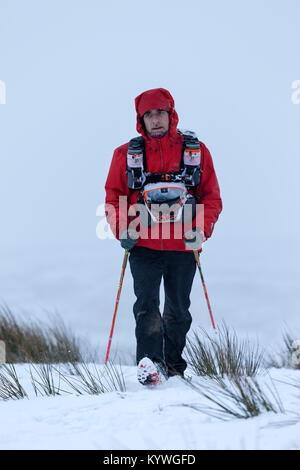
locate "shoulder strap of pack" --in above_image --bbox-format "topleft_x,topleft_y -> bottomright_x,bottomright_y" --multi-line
127,131 -> 202,189
179,129 -> 201,170
128,136 -> 147,171
178,129 -> 202,187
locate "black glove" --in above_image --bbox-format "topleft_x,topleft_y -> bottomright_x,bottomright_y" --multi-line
184,228 -> 205,250
120,229 -> 139,250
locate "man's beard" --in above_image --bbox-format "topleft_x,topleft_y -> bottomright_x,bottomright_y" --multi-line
150,129 -> 168,138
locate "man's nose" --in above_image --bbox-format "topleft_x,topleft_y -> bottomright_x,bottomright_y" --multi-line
151,114 -> 160,125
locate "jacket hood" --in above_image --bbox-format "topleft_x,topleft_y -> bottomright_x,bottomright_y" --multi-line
134,88 -> 179,140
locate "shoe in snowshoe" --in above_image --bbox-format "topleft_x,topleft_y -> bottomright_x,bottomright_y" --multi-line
137,357 -> 162,386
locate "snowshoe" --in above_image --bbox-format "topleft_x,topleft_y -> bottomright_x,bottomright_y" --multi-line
137,357 -> 164,386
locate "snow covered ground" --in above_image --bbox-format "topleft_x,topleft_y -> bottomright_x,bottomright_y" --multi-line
0,364 -> 299,450
0,240 -> 299,450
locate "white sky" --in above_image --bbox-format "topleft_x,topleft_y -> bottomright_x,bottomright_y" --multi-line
0,0 -> 299,345
0,0 -> 299,246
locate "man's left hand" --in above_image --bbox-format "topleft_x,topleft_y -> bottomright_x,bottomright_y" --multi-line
184,228 -> 206,250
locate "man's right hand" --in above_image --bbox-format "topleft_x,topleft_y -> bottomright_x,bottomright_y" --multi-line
184,228 -> 205,251
120,229 -> 139,251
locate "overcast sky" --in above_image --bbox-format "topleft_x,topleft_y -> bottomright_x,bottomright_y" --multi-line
0,0 -> 300,271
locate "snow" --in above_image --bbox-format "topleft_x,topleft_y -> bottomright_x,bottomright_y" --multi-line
1,241 -> 299,450
0,365 -> 299,450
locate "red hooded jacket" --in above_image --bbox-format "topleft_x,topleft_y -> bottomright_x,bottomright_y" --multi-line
105,88 -> 222,251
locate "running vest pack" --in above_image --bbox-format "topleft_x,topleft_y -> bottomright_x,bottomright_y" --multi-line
126,130 -> 202,190
126,130 -> 201,225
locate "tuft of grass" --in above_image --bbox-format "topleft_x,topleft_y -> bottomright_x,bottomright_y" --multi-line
181,322 -> 284,420
266,328 -> 300,370
0,364 -> 28,400
103,360 -> 127,393
0,359 -> 127,400
29,363 -> 67,397
58,361 -> 106,395
0,304 -> 95,363
182,373 -> 284,420
0,304 -> 127,400
57,358 -> 126,395
185,322 -> 264,378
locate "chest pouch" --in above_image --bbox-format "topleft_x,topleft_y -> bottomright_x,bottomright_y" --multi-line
142,182 -> 188,224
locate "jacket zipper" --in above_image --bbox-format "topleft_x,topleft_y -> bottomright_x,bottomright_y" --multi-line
159,140 -> 164,250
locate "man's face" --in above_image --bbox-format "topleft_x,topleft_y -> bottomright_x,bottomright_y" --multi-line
143,109 -> 170,137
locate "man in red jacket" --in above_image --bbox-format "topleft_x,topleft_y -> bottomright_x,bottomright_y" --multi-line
105,88 -> 222,385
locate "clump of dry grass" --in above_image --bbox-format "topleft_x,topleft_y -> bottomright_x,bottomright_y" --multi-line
182,373 -> 284,420
29,363 -> 65,397
0,304 -> 127,400
0,304 -> 94,363
57,359 -> 126,395
181,322 -> 285,419
185,322 -> 264,378
266,328 -> 300,370
0,358 -> 127,400
0,364 -> 28,400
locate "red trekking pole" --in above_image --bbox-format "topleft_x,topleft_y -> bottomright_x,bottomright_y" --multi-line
105,250 -> 129,365
193,250 -> 216,329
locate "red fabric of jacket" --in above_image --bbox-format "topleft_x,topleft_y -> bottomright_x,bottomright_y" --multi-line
105,88 -> 222,251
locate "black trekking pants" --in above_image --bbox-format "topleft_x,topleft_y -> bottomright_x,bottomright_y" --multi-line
129,246 -> 197,375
